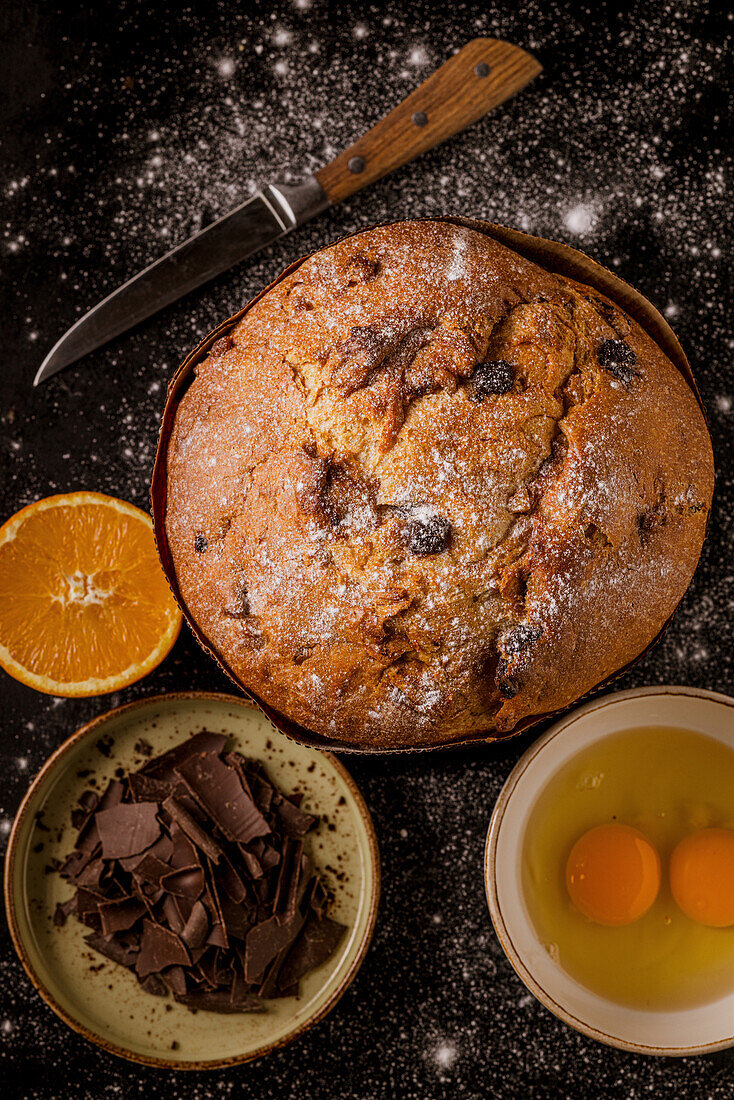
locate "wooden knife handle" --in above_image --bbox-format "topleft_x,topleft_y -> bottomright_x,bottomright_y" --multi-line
315,38 -> 541,205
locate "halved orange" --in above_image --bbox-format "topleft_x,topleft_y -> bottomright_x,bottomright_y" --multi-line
0,492 -> 182,696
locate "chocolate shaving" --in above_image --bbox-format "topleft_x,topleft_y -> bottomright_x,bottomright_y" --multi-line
140,974 -> 168,997
163,965 -> 188,996
216,852 -> 248,902
168,822 -> 199,867
163,797 -> 223,864
173,989 -> 265,1014
278,916 -> 347,990
162,893 -> 186,935
118,832 -> 173,872
84,931 -> 139,968
275,796 -> 317,838
141,731 -> 227,781
54,733 -> 348,1013
132,853 -> 171,886
128,772 -> 171,803
175,753 -> 270,844
244,913 -> 302,983
237,846 -> 263,881
96,779 -> 126,813
58,848 -> 93,882
96,802 -> 160,860
161,865 -> 205,899
136,919 -> 191,978
99,897 -> 147,935
75,857 -> 106,889
53,895 -> 77,927
180,899 -> 209,951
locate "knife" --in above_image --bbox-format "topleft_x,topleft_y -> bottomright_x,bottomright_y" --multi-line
34,37 -> 541,385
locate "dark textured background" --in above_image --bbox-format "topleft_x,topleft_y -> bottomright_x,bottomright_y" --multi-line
1,1 -> 732,1096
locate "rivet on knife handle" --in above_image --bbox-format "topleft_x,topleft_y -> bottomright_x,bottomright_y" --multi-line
315,38 -> 542,205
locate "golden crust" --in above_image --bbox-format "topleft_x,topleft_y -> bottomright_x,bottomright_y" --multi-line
164,221 -> 714,748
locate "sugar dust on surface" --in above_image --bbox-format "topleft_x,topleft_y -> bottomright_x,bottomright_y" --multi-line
0,2 -> 732,1098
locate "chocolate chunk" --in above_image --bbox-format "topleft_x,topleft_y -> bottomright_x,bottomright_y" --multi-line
176,754 -> 270,844
251,778 -> 274,815
78,790 -> 99,811
597,339 -> 638,383
194,535 -> 208,553
95,802 -> 160,860
209,334 -> 233,358
223,752 -> 253,797
219,894 -> 253,940
96,779 -> 126,812
403,514 -> 452,556
276,982 -> 300,999
468,359 -> 514,401
346,252 -> 379,284
258,844 -> 281,873
503,623 -> 542,656
74,813 -> 101,857
207,922 -> 228,949
194,947 -> 221,988
495,658 -> 519,699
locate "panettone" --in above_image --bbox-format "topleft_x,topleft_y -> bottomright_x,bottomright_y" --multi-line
160,220 -> 713,749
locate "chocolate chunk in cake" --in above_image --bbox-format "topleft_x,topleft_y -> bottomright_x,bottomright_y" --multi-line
468,359 -> 514,400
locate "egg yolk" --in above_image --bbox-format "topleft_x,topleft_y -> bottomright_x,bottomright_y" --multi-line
670,828 -> 734,927
566,824 -> 661,926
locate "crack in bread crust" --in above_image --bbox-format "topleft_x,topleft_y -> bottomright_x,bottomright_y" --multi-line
164,221 -> 714,748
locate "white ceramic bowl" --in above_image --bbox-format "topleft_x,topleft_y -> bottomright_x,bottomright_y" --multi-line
485,686 -> 734,1056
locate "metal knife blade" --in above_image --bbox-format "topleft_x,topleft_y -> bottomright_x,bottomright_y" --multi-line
33,177 -> 329,385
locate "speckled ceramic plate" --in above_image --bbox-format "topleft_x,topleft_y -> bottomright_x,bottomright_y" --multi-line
485,686 -> 734,1056
4,692 -> 380,1069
